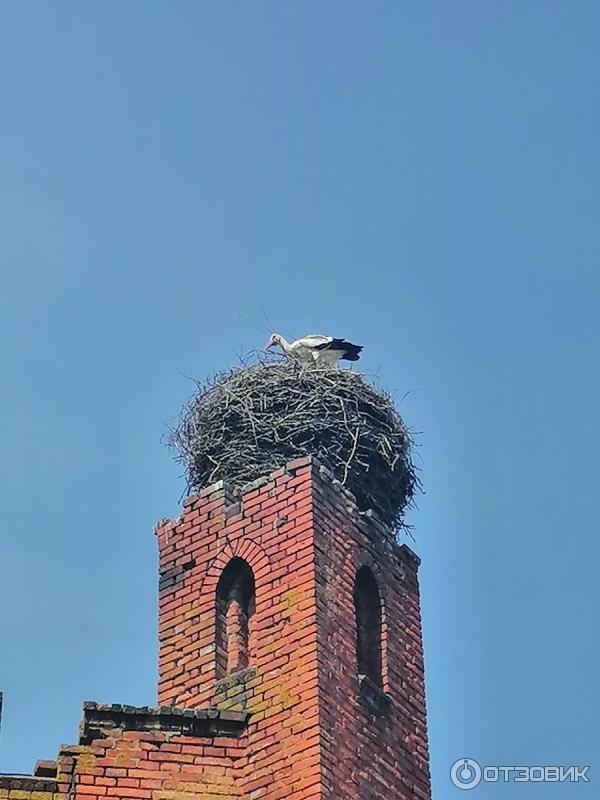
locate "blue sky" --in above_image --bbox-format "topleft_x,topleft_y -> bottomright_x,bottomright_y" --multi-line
0,2 -> 598,797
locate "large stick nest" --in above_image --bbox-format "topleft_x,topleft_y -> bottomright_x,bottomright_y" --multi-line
169,358 -> 419,531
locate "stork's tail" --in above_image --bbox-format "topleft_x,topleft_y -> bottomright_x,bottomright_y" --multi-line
340,341 -> 363,361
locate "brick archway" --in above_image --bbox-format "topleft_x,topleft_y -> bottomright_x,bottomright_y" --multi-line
200,536 -> 270,598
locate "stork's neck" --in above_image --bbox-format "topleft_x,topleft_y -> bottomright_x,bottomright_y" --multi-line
276,335 -> 294,355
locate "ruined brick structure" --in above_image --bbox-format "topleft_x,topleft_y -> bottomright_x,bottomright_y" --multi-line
0,456 -> 431,800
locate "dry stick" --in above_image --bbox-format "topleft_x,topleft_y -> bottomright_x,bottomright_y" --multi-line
207,453 -> 222,484
342,424 -> 362,485
241,397 -> 259,446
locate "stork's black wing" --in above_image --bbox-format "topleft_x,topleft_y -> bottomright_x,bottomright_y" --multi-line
315,338 -> 363,361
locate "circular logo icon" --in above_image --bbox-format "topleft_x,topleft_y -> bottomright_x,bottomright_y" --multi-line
451,758 -> 482,790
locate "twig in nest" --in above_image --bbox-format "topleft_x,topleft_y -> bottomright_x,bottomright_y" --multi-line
342,423 -> 361,485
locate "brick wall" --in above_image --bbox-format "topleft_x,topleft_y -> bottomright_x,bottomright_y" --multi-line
1,456 -> 431,800
312,469 -> 431,799
1,705 -> 247,800
155,456 -> 431,799
156,459 -> 323,799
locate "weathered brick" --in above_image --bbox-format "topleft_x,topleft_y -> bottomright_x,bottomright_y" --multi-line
2,458 -> 430,800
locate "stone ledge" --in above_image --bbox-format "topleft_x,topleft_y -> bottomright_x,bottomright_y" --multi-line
33,760 -> 57,779
79,702 -> 249,745
214,666 -> 257,694
0,775 -> 57,792
238,475 -> 274,495
358,674 -> 391,716
399,542 -> 421,568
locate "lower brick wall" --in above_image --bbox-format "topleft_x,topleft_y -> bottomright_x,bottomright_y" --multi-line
71,731 -> 244,800
1,705 -> 247,800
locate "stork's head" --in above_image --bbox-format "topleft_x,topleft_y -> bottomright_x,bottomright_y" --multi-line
264,333 -> 281,350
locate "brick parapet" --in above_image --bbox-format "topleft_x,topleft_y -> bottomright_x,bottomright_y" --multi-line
0,774 -> 59,800
78,702 -> 249,744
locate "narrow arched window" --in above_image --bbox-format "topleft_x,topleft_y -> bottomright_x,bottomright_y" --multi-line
354,566 -> 382,688
215,558 -> 255,678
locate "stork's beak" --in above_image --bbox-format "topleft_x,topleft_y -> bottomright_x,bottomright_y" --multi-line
264,339 -> 273,351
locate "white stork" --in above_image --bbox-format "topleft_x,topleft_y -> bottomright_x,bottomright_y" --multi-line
265,333 -> 363,366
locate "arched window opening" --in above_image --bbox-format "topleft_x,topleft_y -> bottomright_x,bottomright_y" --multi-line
354,566 -> 383,688
215,558 -> 255,679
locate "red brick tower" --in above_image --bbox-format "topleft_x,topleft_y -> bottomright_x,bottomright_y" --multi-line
156,456 -> 431,799
0,456 -> 430,800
